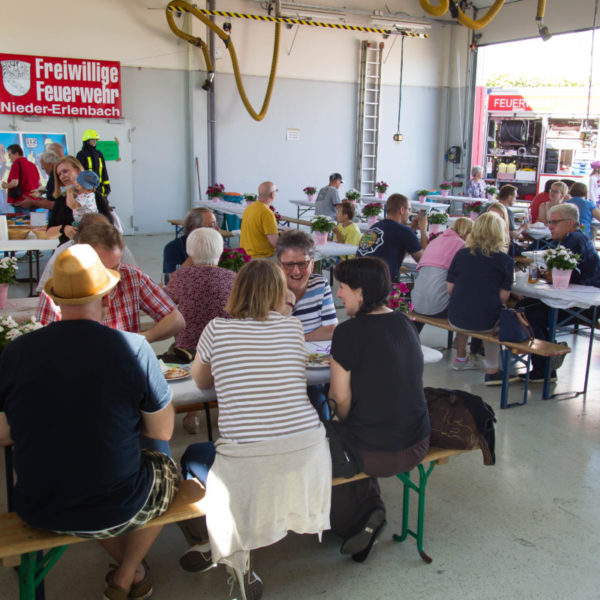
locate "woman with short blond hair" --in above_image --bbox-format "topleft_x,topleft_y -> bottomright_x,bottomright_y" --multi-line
447,212 -> 516,386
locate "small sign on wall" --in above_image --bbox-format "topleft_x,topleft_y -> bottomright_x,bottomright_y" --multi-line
286,128 -> 300,141
0,53 -> 122,119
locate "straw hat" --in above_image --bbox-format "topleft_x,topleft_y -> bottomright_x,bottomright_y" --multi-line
44,244 -> 120,305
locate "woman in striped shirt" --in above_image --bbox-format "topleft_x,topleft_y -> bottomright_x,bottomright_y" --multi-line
178,260 -> 331,599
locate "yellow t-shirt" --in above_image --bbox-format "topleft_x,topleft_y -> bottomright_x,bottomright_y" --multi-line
335,222 -> 361,259
240,201 -> 279,258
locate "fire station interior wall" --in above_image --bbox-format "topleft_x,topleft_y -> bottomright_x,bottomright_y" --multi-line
4,0 -> 470,233
475,0 -> 596,46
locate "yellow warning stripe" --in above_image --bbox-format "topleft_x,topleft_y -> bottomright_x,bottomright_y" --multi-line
167,6 -> 428,37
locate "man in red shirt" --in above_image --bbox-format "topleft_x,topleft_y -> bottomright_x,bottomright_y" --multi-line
1,144 -> 40,211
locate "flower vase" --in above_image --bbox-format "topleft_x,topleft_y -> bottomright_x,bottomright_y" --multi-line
552,268 -> 572,289
377,192 -> 385,200
211,196 -> 220,203
441,189 -> 449,197
307,194 -> 315,202
487,193 -> 495,201
418,195 -> 426,203
470,211 -> 478,221
429,223 -> 443,234
314,231 -> 328,245
0,283 -> 7,309
367,215 -> 378,226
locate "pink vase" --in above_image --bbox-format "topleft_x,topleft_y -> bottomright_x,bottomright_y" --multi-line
307,194 -> 315,202
441,189 -> 449,197
487,193 -> 495,201
552,268 -> 572,289
470,211 -> 478,221
0,283 -> 7,309
377,192 -> 385,200
314,231 -> 328,245
418,195 -> 426,203
429,223 -> 443,234
367,215 -> 378,226
211,196 -> 220,203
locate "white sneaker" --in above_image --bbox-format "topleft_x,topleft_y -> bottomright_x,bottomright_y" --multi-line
452,357 -> 480,371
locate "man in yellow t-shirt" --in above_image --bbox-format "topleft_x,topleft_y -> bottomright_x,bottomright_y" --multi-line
240,181 -> 279,258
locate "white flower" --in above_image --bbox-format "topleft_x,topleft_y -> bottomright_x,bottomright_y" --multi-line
5,329 -> 21,341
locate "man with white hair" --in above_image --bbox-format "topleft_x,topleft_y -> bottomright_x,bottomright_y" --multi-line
519,202 -> 600,382
0,244 -> 177,598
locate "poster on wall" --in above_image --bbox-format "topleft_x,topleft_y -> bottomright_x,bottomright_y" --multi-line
0,131 -> 68,213
0,53 -> 122,119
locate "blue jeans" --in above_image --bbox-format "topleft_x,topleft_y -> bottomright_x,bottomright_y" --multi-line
181,442 -> 216,485
307,384 -> 330,420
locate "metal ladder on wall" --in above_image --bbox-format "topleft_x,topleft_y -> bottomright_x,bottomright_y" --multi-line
355,41 -> 383,197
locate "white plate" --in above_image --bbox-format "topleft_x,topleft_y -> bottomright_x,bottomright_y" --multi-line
164,364 -> 192,381
307,353 -> 331,369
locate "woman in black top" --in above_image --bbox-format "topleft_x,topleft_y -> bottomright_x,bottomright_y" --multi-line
47,156 -> 112,244
329,257 -> 431,562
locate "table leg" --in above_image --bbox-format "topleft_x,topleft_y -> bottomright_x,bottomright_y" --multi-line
543,308 -> 558,400
582,305 -> 597,397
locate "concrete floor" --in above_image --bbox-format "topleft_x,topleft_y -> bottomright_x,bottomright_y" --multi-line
2,233 -> 600,599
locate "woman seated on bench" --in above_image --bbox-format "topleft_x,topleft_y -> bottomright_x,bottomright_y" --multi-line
328,257 -> 431,562
411,217 -> 473,369
178,260 -> 331,600
447,212 -> 516,386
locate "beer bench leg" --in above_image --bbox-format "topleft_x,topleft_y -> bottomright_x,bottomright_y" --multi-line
393,461 -> 436,564
500,349 -> 530,409
19,547 -> 67,600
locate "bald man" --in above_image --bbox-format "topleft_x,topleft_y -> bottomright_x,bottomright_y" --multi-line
239,181 -> 279,258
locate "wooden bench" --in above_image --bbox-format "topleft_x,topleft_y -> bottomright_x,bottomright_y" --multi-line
2,447 -> 472,597
333,446 -> 476,564
410,312 -> 571,408
278,215 -> 312,229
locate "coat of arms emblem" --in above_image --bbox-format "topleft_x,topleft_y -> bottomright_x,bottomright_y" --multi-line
1,60 -> 31,97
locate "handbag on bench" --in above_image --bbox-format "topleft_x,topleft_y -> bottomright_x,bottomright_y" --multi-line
497,307 -> 534,343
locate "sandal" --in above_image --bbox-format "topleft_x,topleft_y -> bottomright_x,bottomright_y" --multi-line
105,561 -> 153,600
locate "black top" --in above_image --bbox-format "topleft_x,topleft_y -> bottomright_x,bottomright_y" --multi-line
0,321 -> 171,531
447,248 -> 514,330
331,311 -> 430,452
77,142 -> 111,196
163,234 -> 188,279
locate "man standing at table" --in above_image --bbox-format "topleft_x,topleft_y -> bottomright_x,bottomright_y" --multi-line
0,244 -> 177,598
314,172 -> 343,219
37,222 -> 185,343
1,144 -> 40,213
240,181 -> 279,258
357,193 -> 428,282
519,203 -> 600,382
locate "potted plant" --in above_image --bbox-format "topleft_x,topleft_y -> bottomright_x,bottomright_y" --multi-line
303,186 -> 317,202
310,215 -> 336,245
206,183 -> 225,201
218,247 -> 252,272
362,202 -> 383,226
427,210 -> 449,234
0,315 -> 42,355
417,189 -> 430,203
375,181 -> 388,199
465,201 -> 484,220
269,205 -> 282,223
544,246 -> 580,289
439,182 -> 452,197
345,188 -> 361,203
243,193 -> 257,203
387,282 -> 413,314
0,256 -> 18,309
486,185 -> 499,201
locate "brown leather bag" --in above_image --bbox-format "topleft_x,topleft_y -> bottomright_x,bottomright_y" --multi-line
424,387 -> 496,466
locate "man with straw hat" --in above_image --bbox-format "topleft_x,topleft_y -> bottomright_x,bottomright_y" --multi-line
0,244 -> 178,600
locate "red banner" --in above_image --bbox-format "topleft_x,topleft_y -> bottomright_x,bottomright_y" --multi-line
488,94 -> 533,112
0,53 -> 122,119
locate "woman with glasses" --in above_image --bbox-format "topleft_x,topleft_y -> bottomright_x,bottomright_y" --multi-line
538,181 -> 568,225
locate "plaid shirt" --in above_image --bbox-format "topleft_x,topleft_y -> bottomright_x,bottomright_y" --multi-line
37,264 -> 176,331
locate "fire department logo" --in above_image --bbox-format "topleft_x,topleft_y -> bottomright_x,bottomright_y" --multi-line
357,227 -> 384,255
1,60 -> 31,96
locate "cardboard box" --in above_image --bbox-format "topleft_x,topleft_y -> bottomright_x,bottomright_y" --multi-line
516,170 -> 536,182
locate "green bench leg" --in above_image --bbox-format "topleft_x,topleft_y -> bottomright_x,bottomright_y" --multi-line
19,546 -> 68,600
393,462 -> 436,563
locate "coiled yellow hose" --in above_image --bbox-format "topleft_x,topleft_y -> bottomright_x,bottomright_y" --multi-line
418,1 -> 449,19
166,0 -> 280,122
419,0 -> 506,30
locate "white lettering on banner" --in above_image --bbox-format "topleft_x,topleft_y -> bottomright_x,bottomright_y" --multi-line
1,100 -> 119,118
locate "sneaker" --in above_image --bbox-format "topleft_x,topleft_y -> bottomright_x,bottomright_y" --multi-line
518,369 -> 557,383
484,370 -> 520,386
340,508 -> 386,556
226,560 -> 263,600
179,543 -> 215,573
452,357 -> 480,371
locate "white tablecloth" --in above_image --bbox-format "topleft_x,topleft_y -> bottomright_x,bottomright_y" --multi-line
196,198 -> 246,217
410,200 -> 450,212
290,199 -> 316,209
315,241 -> 357,259
427,194 -> 491,204
0,297 -> 39,322
0,239 -> 59,252
512,271 -> 600,309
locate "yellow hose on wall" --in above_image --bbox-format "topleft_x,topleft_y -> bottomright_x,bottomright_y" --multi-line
536,0 -> 547,20
166,0 -> 280,122
419,0 -> 506,30
418,1 -> 449,18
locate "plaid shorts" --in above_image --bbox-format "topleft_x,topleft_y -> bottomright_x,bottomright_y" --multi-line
60,450 -> 180,540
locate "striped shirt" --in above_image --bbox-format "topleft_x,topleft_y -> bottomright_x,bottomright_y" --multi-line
292,274 -> 338,334
197,312 -> 321,443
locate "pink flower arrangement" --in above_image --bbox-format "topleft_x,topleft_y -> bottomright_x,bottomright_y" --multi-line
218,247 -> 251,272
303,186 -> 317,195
375,181 -> 388,193
206,183 -> 225,198
465,201 -> 484,214
387,282 -> 413,314
362,203 -> 383,217
269,205 -> 282,222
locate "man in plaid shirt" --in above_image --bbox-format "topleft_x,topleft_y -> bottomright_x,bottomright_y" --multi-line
37,223 -> 185,342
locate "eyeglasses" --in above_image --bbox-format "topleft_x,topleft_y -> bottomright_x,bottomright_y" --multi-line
270,188 -> 278,194
280,260 -> 311,271
548,218 -> 570,226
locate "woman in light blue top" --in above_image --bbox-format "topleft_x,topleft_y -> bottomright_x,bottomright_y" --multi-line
566,182 -> 600,240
